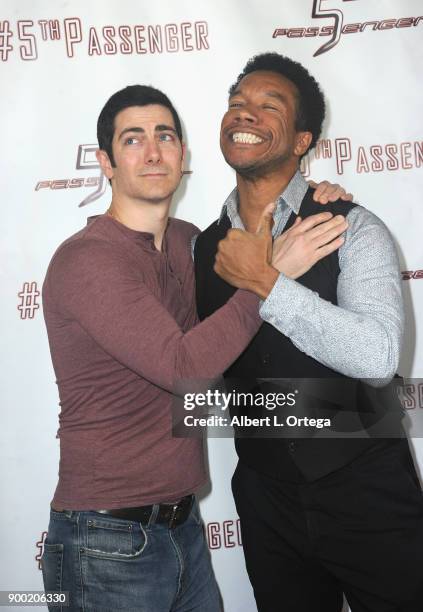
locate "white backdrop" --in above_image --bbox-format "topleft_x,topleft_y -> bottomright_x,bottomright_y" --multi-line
1,1 -> 422,610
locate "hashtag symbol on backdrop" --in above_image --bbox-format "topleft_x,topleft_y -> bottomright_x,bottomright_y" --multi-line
35,531 -> 48,570
17,282 -> 40,319
0,21 -> 13,62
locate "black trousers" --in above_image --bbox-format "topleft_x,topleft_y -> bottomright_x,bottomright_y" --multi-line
232,440 -> 423,612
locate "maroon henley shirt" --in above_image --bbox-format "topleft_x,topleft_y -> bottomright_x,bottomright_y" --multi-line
42,214 -> 261,510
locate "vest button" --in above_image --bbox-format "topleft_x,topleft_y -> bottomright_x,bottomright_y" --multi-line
262,353 -> 270,365
288,441 -> 296,452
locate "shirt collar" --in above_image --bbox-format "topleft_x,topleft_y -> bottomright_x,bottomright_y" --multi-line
218,169 -> 308,226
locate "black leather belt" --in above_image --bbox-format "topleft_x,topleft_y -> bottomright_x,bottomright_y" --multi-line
53,494 -> 195,529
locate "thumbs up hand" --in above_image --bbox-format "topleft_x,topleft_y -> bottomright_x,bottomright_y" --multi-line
255,201 -> 275,262
214,202 -> 280,299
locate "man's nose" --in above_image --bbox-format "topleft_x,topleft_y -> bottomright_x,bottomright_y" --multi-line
234,104 -> 258,123
145,140 -> 161,164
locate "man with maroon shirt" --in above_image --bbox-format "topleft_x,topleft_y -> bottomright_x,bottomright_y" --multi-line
41,84 -> 348,612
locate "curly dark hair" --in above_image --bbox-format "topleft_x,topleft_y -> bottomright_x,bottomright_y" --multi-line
229,52 -> 325,154
97,84 -> 183,166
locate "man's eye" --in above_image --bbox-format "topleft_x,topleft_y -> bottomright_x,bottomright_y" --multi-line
125,137 -> 138,145
158,133 -> 173,142
229,102 -> 242,108
263,105 -> 278,111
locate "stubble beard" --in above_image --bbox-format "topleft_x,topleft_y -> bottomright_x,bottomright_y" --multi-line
224,151 -> 290,181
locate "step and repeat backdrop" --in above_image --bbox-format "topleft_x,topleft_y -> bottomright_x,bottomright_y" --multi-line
1,1 -> 422,610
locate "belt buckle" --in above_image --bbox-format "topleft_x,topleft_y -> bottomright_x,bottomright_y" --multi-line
168,503 -> 180,529
168,495 -> 193,529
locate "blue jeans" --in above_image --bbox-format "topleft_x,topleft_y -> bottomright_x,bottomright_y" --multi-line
41,499 -> 221,612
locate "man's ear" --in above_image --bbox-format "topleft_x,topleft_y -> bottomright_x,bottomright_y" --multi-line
294,131 -> 313,158
96,149 -> 114,180
180,142 -> 186,174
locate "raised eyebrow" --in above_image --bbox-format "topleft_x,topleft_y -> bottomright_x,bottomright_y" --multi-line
155,124 -> 177,134
118,127 -> 144,140
118,125 -> 177,140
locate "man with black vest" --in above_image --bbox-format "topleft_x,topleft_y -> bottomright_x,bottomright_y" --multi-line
194,54 -> 423,611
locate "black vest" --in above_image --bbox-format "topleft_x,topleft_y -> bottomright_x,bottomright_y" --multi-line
195,188 -> 400,482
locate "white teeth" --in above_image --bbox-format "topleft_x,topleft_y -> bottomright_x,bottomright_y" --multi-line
232,132 -> 264,144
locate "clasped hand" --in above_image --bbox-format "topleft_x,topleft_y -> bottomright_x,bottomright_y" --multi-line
214,206 -> 348,299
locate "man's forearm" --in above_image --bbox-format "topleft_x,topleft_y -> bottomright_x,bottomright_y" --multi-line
48,240 -> 262,393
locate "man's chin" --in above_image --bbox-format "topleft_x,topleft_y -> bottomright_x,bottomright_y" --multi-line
223,155 -> 253,172
142,195 -> 173,205
221,148 -> 263,172
225,159 -> 268,179
135,186 -> 179,205
222,152 -> 290,179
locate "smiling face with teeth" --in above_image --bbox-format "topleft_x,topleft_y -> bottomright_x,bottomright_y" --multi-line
220,70 -> 312,179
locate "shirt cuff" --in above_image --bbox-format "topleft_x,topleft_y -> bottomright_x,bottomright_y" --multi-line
259,272 -> 308,335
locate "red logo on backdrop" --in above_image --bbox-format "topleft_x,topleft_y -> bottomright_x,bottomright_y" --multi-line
397,382 -> 423,410
76,144 -> 106,207
35,144 -> 193,208
300,137 -> 423,177
35,531 -> 47,570
311,0 -> 358,56
272,1 -> 423,56
34,143 -> 102,203
206,519 -> 242,550
0,20 -> 209,62
402,270 -> 423,281
17,282 -> 40,319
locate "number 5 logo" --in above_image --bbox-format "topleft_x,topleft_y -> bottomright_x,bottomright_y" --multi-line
312,0 -> 358,57
76,144 -> 107,207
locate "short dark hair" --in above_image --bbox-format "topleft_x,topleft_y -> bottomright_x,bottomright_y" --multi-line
229,53 -> 325,153
97,84 -> 183,165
